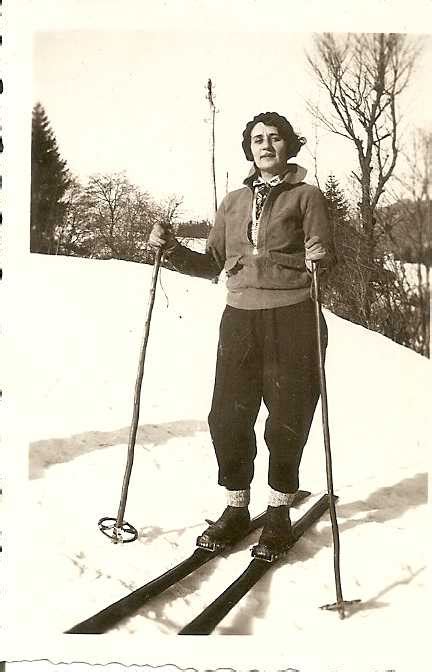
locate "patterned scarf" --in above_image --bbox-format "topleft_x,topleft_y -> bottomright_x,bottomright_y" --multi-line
250,174 -> 284,247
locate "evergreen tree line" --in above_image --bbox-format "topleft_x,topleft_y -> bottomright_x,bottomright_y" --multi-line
31,102 -> 429,356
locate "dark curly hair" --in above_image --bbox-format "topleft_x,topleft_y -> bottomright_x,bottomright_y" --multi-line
241,112 -> 306,162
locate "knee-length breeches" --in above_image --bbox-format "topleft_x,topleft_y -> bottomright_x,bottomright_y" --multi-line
207,300 -> 327,493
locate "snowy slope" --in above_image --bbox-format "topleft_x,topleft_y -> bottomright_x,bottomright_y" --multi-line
7,254 -> 429,658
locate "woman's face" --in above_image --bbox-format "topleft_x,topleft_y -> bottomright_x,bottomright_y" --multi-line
250,122 -> 289,176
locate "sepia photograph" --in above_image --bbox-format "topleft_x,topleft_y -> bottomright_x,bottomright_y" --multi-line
2,1 -> 430,671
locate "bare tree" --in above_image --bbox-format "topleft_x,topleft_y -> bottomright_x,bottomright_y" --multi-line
54,177 -> 93,256
85,173 -> 159,261
86,173 -> 133,256
307,33 -> 420,253
51,173 -> 188,266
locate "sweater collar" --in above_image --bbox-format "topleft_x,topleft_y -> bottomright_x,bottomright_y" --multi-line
243,163 -> 307,189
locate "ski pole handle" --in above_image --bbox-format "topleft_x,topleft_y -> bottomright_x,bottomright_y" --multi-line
149,221 -> 177,255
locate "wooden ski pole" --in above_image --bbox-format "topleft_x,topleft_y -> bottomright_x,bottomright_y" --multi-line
98,246 -> 164,543
312,261 -> 361,618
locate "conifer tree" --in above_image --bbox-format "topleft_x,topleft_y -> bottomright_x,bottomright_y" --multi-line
321,174 -> 365,321
324,174 -> 350,226
31,103 -> 71,253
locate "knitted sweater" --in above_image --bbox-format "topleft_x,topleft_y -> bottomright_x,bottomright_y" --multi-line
168,164 -> 335,309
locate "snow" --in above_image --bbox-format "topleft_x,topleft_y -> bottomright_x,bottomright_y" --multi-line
5,253 -> 429,666
402,261 -> 429,287
176,236 -> 208,253
383,255 -> 430,290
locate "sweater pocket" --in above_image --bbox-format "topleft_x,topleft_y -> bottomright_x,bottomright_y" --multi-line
264,251 -> 310,289
268,250 -> 306,271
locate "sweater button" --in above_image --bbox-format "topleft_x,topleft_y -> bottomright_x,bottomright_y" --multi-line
253,247 -> 258,255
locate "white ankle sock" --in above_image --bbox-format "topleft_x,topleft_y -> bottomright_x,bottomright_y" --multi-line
268,487 -> 297,507
226,489 -> 250,507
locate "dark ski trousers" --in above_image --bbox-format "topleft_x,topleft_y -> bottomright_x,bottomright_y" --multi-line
208,300 -> 327,494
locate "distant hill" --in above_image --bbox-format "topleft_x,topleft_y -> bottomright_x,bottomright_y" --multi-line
376,198 -> 431,265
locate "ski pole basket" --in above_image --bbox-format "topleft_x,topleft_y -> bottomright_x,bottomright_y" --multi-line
98,517 -> 138,544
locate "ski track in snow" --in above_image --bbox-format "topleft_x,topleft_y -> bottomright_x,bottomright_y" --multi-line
8,254 -> 429,654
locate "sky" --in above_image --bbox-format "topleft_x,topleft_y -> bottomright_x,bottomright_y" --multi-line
32,29 -> 432,220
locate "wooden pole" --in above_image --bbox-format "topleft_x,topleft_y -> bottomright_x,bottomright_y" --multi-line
206,78 -> 218,217
115,247 -> 163,528
312,262 -> 361,617
99,248 -> 163,543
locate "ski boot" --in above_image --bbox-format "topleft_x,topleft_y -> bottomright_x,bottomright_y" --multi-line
251,505 -> 294,562
196,506 -> 251,552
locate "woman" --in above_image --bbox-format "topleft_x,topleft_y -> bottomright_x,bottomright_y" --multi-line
149,111 -> 334,559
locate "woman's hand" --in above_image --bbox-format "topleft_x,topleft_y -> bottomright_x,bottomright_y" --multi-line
305,235 -> 326,271
148,223 -> 178,253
